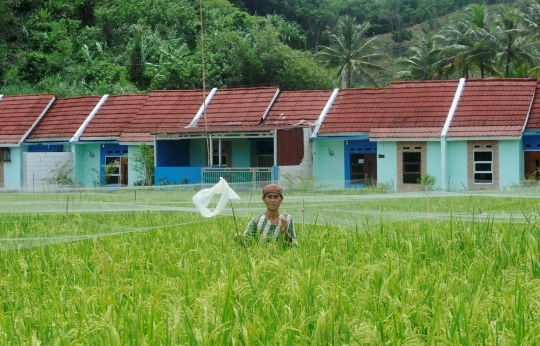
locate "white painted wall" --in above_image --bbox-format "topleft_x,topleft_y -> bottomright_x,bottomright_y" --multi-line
24,152 -> 73,191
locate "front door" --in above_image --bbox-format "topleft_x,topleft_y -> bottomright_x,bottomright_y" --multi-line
525,151 -> 540,180
350,154 -> 365,185
350,153 -> 377,186
364,154 -> 377,186
105,156 -> 122,185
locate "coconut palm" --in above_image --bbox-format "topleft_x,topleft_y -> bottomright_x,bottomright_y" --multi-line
395,32 -> 441,80
491,5 -> 535,77
317,16 -> 387,88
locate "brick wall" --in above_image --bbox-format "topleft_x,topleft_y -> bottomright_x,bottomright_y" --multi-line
397,141 -> 427,192
467,140 -> 499,190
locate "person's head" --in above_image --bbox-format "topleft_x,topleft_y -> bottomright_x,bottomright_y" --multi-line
262,184 -> 283,211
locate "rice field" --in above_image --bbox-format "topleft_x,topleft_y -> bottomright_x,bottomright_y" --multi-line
1,187 -> 540,344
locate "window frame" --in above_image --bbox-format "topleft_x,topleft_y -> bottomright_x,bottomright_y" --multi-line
402,151 -> 421,184
473,150 -> 493,184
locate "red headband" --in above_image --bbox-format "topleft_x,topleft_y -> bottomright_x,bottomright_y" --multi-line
263,184 -> 283,197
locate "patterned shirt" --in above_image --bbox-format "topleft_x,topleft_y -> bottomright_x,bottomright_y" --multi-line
243,213 -> 297,245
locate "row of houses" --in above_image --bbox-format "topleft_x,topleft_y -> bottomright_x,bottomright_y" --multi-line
1,78 -> 540,192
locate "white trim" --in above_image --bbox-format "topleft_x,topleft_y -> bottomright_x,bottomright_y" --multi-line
441,78 -> 465,137
319,132 -> 369,137
153,134 -> 157,168
522,87 -> 537,134
274,129 -> 278,167
447,136 -> 521,141
371,137 -> 441,142
441,77 -> 465,190
262,88 -> 281,121
187,88 -> 218,127
25,137 -> 70,142
0,95 -> 3,101
19,95 -> 56,145
78,136 -> 119,141
311,88 -> 339,138
472,149 -> 494,184
70,94 -> 109,143
156,131 -> 274,140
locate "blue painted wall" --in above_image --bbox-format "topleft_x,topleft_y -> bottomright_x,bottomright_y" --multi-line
344,139 -> 377,187
522,133 -> 540,150
446,141 -> 468,191
100,144 -> 128,185
233,138 -> 252,167
74,143 -> 101,186
4,147 -> 25,189
499,140 -> 523,189
157,140 -> 190,167
28,144 -> 65,152
376,141 -> 397,191
155,167 -> 202,185
312,139 -> 345,189
190,139 -> 206,166
426,141 -> 442,189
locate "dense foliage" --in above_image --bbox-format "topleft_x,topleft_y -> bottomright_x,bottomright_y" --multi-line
0,0 -> 334,96
396,2 -> 540,80
2,0 -> 539,96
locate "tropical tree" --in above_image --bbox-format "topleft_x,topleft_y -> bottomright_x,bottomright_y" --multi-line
317,15 -> 387,88
491,5 -> 535,77
395,31 -> 440,80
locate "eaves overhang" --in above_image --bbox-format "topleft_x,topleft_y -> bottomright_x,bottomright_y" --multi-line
311,135 -> 370,141
78,136 -> 120,141
370,137 -> 441,142
24,137 -> 71,143
155,131 -> 275,140
446,136 -> 522,141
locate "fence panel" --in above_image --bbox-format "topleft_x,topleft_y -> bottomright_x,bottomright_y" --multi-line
202,168 -> 274,191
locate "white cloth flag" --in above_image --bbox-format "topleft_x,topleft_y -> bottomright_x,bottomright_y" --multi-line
192,177 -> 240,218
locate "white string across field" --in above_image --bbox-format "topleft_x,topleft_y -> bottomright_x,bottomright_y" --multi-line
1,185 -> 539,252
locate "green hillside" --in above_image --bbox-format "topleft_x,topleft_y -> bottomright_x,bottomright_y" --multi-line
0,0 -> 535,96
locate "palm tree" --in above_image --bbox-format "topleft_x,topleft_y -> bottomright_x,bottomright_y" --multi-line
317,16 -> 386,88
395,32 -> 440,80
491,5 -> 534,77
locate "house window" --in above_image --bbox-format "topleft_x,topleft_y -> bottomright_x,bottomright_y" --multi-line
2,148 -> 11,162
474,151 -> 493,184
212,154 -> 227,167
403,152 -> 421,184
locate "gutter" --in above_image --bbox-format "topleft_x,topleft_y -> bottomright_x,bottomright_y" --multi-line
19,95 -> 56,145
311,88 -> 339,139
187,88 -> 218,127
441,78 -> 465,191
70,94 -> 109,142
522,86 -> 537,134
262,88 -> 281,121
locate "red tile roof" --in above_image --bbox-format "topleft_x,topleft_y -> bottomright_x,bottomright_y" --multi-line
125,90 -> 203,134
81,94 -> 149,139
194,87 -> 279,128
0,94 -> 55,145
262,90 -> 333,127
118,132 -> 154,143
320,81 -> 459,137
369,127 -> 442,139
525,83 -> 540,130
26,96 -> 102,141
448,78 -> 536,138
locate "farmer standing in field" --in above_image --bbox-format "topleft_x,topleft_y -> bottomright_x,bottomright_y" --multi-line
241,183 -> 297,245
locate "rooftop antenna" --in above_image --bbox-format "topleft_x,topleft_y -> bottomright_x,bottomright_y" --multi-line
199,0 -> 211,167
